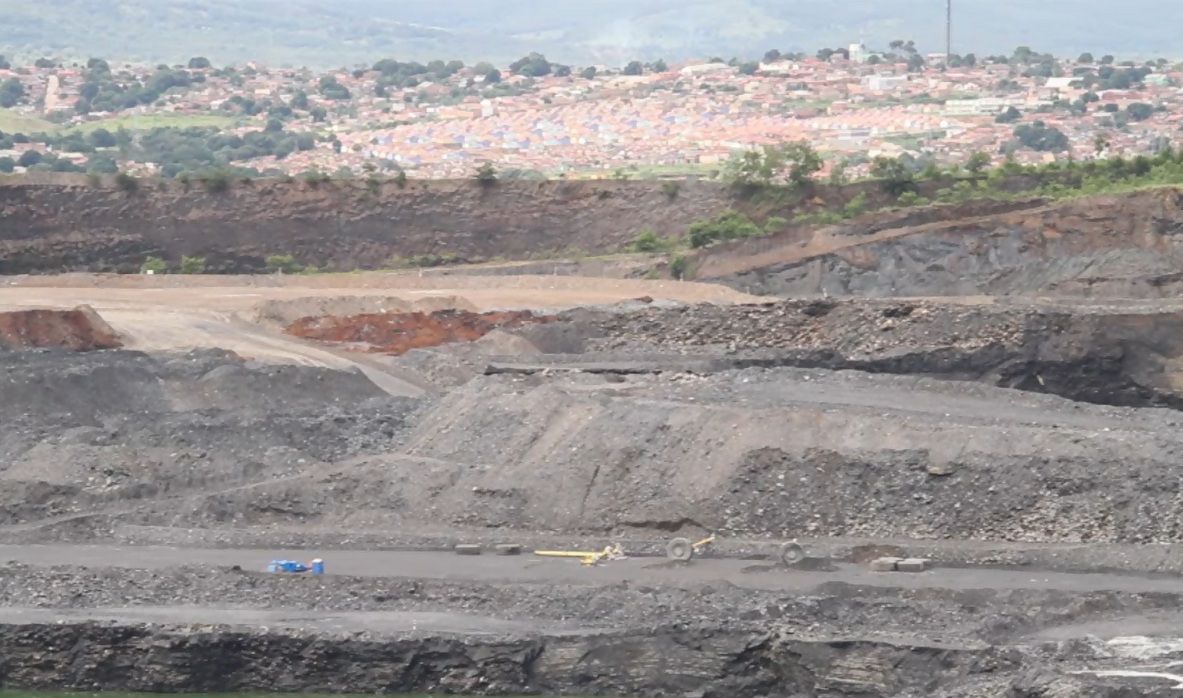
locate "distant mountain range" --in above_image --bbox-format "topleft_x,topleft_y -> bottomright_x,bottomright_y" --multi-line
4,0 -> 1182,68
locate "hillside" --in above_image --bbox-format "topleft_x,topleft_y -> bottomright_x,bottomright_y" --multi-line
5,175 -> 1183,299
694,187 -> 1183,299
0,176 -> 735,274
3,0 -> 1181,67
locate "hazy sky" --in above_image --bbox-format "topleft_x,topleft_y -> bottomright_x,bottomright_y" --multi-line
5,0 -> 1183,67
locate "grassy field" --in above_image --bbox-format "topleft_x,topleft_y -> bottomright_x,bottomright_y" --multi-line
66,113 -> 244,134
567,162 -> 720,180
0,109 -> 244,136
0,109 -> 53,134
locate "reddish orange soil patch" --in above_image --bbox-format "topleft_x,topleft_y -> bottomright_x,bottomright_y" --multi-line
285,309 -> 554,355
0,305 -> 123,351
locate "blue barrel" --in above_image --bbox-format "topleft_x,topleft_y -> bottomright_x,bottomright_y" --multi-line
310,558 -> 324,575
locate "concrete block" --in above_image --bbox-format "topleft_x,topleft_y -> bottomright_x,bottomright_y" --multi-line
454,544 -> 482,556
494,544 -> 522,556
870,556 -> 902,572
896,558 -> 930,572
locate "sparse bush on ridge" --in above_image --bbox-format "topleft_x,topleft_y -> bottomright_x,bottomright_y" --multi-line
179,255 -> 206,274
265,254 -> 303,273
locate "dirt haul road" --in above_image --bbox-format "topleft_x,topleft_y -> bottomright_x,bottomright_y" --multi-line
0,272 -> 765,364
0,544 -> 1181,696
5,544 -> 1183,598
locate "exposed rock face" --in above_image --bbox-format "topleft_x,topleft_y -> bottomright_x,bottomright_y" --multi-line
696,187 -> 1183,298
0,177 -> 736,273
577,298 -> 1183,409
1,176 -> 1168,284
0,621 -> 1062,696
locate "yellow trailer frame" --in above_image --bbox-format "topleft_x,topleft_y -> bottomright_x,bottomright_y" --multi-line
533,544 -> 626,566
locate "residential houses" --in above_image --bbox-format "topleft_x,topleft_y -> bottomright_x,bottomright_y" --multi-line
1,50 -> 1181,177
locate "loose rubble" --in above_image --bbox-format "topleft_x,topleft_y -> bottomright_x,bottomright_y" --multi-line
4,289 -> 1183,695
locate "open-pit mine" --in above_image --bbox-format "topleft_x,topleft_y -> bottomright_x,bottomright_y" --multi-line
5,181 -> 1183,697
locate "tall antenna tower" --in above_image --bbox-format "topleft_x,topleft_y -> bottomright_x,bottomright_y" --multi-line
946,0 -> 952,64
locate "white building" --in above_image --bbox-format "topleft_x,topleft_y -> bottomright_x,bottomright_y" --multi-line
849,43 -> 867,63
864,75 -> 908,91
943,97 -> 1025,116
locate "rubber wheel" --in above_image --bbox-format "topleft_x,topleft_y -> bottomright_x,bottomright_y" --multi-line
779,542 -> 805,565
666,537 -> 694,562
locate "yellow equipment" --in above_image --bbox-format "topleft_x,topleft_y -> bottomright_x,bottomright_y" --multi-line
533,544 -> 626,566
666,534 -> 715,561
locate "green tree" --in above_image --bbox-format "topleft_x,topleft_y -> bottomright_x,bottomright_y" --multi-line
317,75 -> 351,100
725,147 -> 779,187
89,128 -> 116,148
1078,52 -> 1094,64
16,150 -> 42,167
1127,102 -> 1154,121
965,151 -> 991,174
265,254 -> 303,273
0,156 -> 14,173
509,52 -> 552,77
187,57 -> 212,69
995,106 -> 1021,123
869,156 -> 915,196
843,192 -> 868,217
652,59 -> 668,72
179,255 -> 206,274
1094,133 -> 1110,155
725,141 -> 820,188
1013,120 -> 1069,152
140,256 -> 166,274
782,141 -> 823,186
291,90 -> 309,109
828,159 -> 849,185
309,105 -> 328,122
629,228 -> 673,252
86,154 -> 118,174
688,210 -> 762,248
0,77 -> 26,108
0,56 -> 9,70
484,69 -> 502,84
475,161 -> 497,185
668,252 -> 688,279
580,66 -> 597,79
622,61 -> 643,76
738,62 -> 759,76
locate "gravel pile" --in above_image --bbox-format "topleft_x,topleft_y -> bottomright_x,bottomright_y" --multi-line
586,299 -> 1028,355
0,348 -> 422,527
